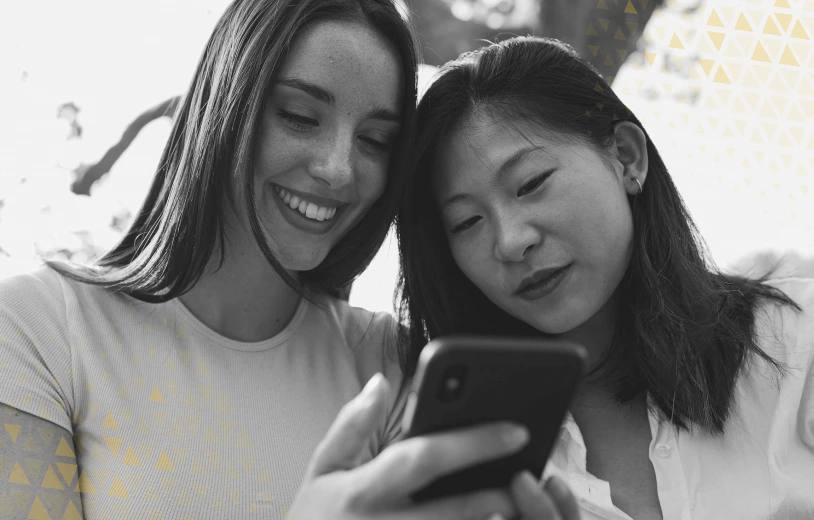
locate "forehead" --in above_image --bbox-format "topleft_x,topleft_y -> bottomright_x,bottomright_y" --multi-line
277,20 -> 402,110
434,113 -> 557,193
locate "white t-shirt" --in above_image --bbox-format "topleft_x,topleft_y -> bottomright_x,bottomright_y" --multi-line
543,276 -> 814,520
0,266 -> 406,519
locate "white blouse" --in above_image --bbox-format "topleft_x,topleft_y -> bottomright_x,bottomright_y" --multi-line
543,277 -> 814,520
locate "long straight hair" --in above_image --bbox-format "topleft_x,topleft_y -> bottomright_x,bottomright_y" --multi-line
51,0 -> 418,302
396,37 -> 798,434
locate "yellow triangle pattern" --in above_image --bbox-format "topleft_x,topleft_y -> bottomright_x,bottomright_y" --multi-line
54,462 -> 78,485
707,9 -> 725,27
8,461 -> 30,485
75,471 -> 96,494
55,437 -> 75,458
103,437 -> 123,458
109,476 -> 130,498
4,423 -> 21,443
149,386 -> 165,403
102,412 -> 120,430
41,466 -> 64,490
27,496 -> 51,520
624,0 -> 637,14
62,500 -> 82,520
156,450 -> 175,471
121,445 -> 142,467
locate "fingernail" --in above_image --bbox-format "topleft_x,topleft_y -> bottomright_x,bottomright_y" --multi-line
361,373 -> 384,399
501,424 -> 529,447
547,475 -> 570,498
487,514 -> 506,520
519,470 -> 539,491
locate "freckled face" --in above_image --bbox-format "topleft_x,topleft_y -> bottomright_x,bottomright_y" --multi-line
434,113 -> 634,334
253,21 -> 403,271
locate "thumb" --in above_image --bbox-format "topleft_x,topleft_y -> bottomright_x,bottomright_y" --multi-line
305,373 -> 390,478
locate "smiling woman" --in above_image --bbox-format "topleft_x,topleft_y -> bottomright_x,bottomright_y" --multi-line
0,2 -> 582,519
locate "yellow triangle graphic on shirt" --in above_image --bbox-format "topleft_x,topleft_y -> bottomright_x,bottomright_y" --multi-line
62,500 -> 82,520
669,33 -> 684,49
41,466 -> 64,490
27,496 -> 51,520
55,463 -> 78,485
74,471 -> 96,494
103,437 -> 123,458
108,476 -> 130,498
156,450 -> 175,471
8,462 -> 30,485
55,437 -> 75,458
121,445 -> 142,467
624,0 -> 637,13
149,386 -> 165,403
4,423 -> 21,443
713,66 -> 731,84
103,412 -> 120,430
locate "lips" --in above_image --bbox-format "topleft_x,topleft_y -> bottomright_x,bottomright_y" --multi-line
514,265 -> 571,296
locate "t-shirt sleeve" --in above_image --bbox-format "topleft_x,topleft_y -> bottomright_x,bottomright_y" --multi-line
0,267 -> 75,432
350,311 -> 411,454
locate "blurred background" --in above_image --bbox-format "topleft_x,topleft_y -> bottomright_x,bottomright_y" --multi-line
1,0 -> 812,313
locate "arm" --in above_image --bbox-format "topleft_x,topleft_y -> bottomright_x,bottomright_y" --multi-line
0,404 -> 84,519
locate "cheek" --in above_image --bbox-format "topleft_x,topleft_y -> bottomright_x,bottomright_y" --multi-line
357,163 -> 388,205
449,239 -> 494,295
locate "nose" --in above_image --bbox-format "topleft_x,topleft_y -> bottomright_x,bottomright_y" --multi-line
307,130 -> 354,189
493,213 -> 541,263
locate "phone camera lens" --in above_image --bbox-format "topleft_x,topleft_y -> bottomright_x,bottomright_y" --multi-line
438,365 -> 467,402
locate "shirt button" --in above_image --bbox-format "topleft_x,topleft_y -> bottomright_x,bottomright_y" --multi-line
655,443 -> 672,457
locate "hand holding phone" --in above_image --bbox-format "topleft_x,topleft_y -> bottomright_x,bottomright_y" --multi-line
401,336 -> 588,502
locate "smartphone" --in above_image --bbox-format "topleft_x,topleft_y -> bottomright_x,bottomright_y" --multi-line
401,335 -> 588,502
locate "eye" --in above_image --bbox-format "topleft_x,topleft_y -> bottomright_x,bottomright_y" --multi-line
450,216 -> 481,234
517,171 -> 554,197
358,135 -> 392,155
277,110 -> 318,132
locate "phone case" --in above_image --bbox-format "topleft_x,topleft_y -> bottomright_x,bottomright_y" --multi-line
402,335 -> 587,502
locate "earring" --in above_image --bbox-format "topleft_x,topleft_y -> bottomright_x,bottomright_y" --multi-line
634,178 -> 643,195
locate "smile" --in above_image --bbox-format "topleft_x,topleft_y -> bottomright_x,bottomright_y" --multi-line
275,186 -> 338,222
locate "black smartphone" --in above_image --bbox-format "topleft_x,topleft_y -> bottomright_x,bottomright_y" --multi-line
401,335 -> 588,502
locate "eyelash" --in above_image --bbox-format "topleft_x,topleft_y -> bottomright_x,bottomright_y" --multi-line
278,110 -> 391,154
450,170 -> 555,234
517,170 -> 554,197
277,110 -> 317,131
450,216 -> 481,234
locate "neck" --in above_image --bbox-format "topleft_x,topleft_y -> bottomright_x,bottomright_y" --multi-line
178,236 -> 302,343
559,291 -> 621,406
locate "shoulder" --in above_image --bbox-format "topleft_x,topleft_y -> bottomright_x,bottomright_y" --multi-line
310,294 -> 400,354
0,265 -> 68,319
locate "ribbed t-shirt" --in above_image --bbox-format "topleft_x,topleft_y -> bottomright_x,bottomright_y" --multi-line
0,266 -> 406,519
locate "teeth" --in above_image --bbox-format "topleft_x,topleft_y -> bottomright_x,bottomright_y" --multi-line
275,186 -> 339,222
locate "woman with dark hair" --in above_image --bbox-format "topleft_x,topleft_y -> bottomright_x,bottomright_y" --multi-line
0,3 -> 578,519
397,36 -> 814,520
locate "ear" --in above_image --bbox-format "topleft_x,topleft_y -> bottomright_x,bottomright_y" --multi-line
611,121 -> 648,196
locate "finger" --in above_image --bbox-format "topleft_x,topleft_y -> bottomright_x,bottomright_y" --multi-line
306,373 -> 390,478
356,421 -> 529,499
393,488 -> 517,520
543,476 -> 581,520
510,471 -> 562,520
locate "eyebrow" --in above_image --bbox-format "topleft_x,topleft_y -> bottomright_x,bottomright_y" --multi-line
441,144 -> 549,209
275,78 -> 401,123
